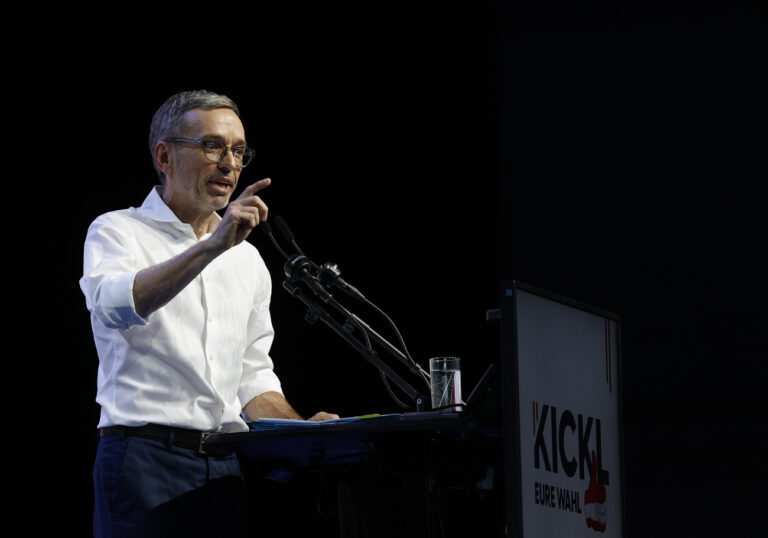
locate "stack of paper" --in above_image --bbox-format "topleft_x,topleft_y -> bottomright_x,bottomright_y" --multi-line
249,414 -> 402,431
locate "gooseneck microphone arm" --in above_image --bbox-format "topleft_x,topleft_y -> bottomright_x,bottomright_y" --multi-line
260,216 -> 430,411
259,220 -> 290,260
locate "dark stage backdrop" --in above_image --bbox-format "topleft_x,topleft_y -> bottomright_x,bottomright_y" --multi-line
30,3 -> 766,536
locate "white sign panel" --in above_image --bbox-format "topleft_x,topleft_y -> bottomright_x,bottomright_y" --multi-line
505,284 -> 625,537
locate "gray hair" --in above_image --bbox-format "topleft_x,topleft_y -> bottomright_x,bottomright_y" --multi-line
149,90 -> 241,182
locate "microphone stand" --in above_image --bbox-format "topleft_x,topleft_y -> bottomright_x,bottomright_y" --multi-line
282,259 -> 429,412
261,217 -> 431,412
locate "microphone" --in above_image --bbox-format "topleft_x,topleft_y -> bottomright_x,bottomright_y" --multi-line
259,219 -> 289,259
318,262 -> 366,301
274,216 -> 304,256
263,216 -> 333,302
267,215 -> 366,301
284,254 -> 334,303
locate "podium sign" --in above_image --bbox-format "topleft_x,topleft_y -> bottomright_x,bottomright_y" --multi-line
501,282 -> 626,537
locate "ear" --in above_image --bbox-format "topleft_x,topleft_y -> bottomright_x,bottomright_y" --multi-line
154,141 -> 174,177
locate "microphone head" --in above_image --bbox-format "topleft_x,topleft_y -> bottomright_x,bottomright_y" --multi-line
274,216 -> 295,242
318,262 -> 341,287
260,219 -> 273,235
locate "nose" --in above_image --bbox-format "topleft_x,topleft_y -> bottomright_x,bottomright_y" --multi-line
217,148 -> 239,172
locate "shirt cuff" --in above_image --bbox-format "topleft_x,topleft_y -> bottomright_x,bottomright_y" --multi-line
238,375 -> 284,414
97,271 -> 151,329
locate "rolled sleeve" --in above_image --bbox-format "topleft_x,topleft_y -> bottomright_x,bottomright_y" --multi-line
80,216 -> 151,330
238,298 -> 283,408
238,365 -> 284,410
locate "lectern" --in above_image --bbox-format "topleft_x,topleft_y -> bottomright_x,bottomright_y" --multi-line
204,281 -> 625,537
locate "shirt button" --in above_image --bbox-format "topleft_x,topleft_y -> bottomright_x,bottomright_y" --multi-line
209,354 -> 214,361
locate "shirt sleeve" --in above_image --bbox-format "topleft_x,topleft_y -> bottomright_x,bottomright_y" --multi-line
237,259 -> 284,407
79,214 -> 151,330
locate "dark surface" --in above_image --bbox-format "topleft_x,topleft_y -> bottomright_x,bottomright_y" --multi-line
22,3 -> 767,536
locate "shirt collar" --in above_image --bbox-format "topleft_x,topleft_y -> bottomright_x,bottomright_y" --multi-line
136,186 -> 181,223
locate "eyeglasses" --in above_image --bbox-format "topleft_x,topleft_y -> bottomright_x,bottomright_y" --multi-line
163,137 -> 255,168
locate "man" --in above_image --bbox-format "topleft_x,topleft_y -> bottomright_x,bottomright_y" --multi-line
80,90 -> 337,537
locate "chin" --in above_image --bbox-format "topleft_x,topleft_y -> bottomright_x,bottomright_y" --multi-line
210,194 -> 232,211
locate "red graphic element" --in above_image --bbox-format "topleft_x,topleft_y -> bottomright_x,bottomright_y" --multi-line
584,451 -> 607,532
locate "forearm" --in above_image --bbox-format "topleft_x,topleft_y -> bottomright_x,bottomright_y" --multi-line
133,239 -> 224,318
243,391 -> 304,421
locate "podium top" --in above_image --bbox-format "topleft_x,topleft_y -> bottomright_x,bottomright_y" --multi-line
204,411 -> 501,466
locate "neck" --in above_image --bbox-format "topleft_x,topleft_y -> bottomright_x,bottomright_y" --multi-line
160,184 -> 218,239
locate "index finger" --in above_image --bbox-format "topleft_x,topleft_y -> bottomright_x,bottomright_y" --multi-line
240,177 -> 271,197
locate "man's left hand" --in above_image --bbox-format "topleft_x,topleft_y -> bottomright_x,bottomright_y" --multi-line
307,412 -> 340,422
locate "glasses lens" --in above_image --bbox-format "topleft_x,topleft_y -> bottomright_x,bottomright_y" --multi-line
201,140 -> 253,168
240,148 -> 255,168
202,140 -> 226,163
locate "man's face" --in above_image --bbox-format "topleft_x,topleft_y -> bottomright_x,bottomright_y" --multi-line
162,108 -> 247,218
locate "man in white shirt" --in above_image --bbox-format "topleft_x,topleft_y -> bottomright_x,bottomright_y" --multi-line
80,89 -> 337,537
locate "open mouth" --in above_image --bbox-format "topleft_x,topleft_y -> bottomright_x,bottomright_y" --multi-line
208,178 -> 233,194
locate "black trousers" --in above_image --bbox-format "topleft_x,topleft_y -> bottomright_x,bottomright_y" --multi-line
93,433 -> 248,537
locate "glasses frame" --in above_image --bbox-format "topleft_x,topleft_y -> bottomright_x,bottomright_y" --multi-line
163,137 -> 255,168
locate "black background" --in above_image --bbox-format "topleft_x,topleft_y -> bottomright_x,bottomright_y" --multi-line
26,2 -> 766,536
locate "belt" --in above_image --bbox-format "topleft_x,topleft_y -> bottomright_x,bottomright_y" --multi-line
99,424 -> 229,457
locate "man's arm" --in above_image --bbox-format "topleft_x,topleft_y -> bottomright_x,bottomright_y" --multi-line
133,180 -> 270,318
133,240 -> 221,318
243,392 -> 339,422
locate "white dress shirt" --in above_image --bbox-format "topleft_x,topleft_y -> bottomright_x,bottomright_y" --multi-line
80,186 -> 283,433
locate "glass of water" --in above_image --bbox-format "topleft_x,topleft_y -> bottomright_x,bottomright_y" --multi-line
429,357 -> 462,411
